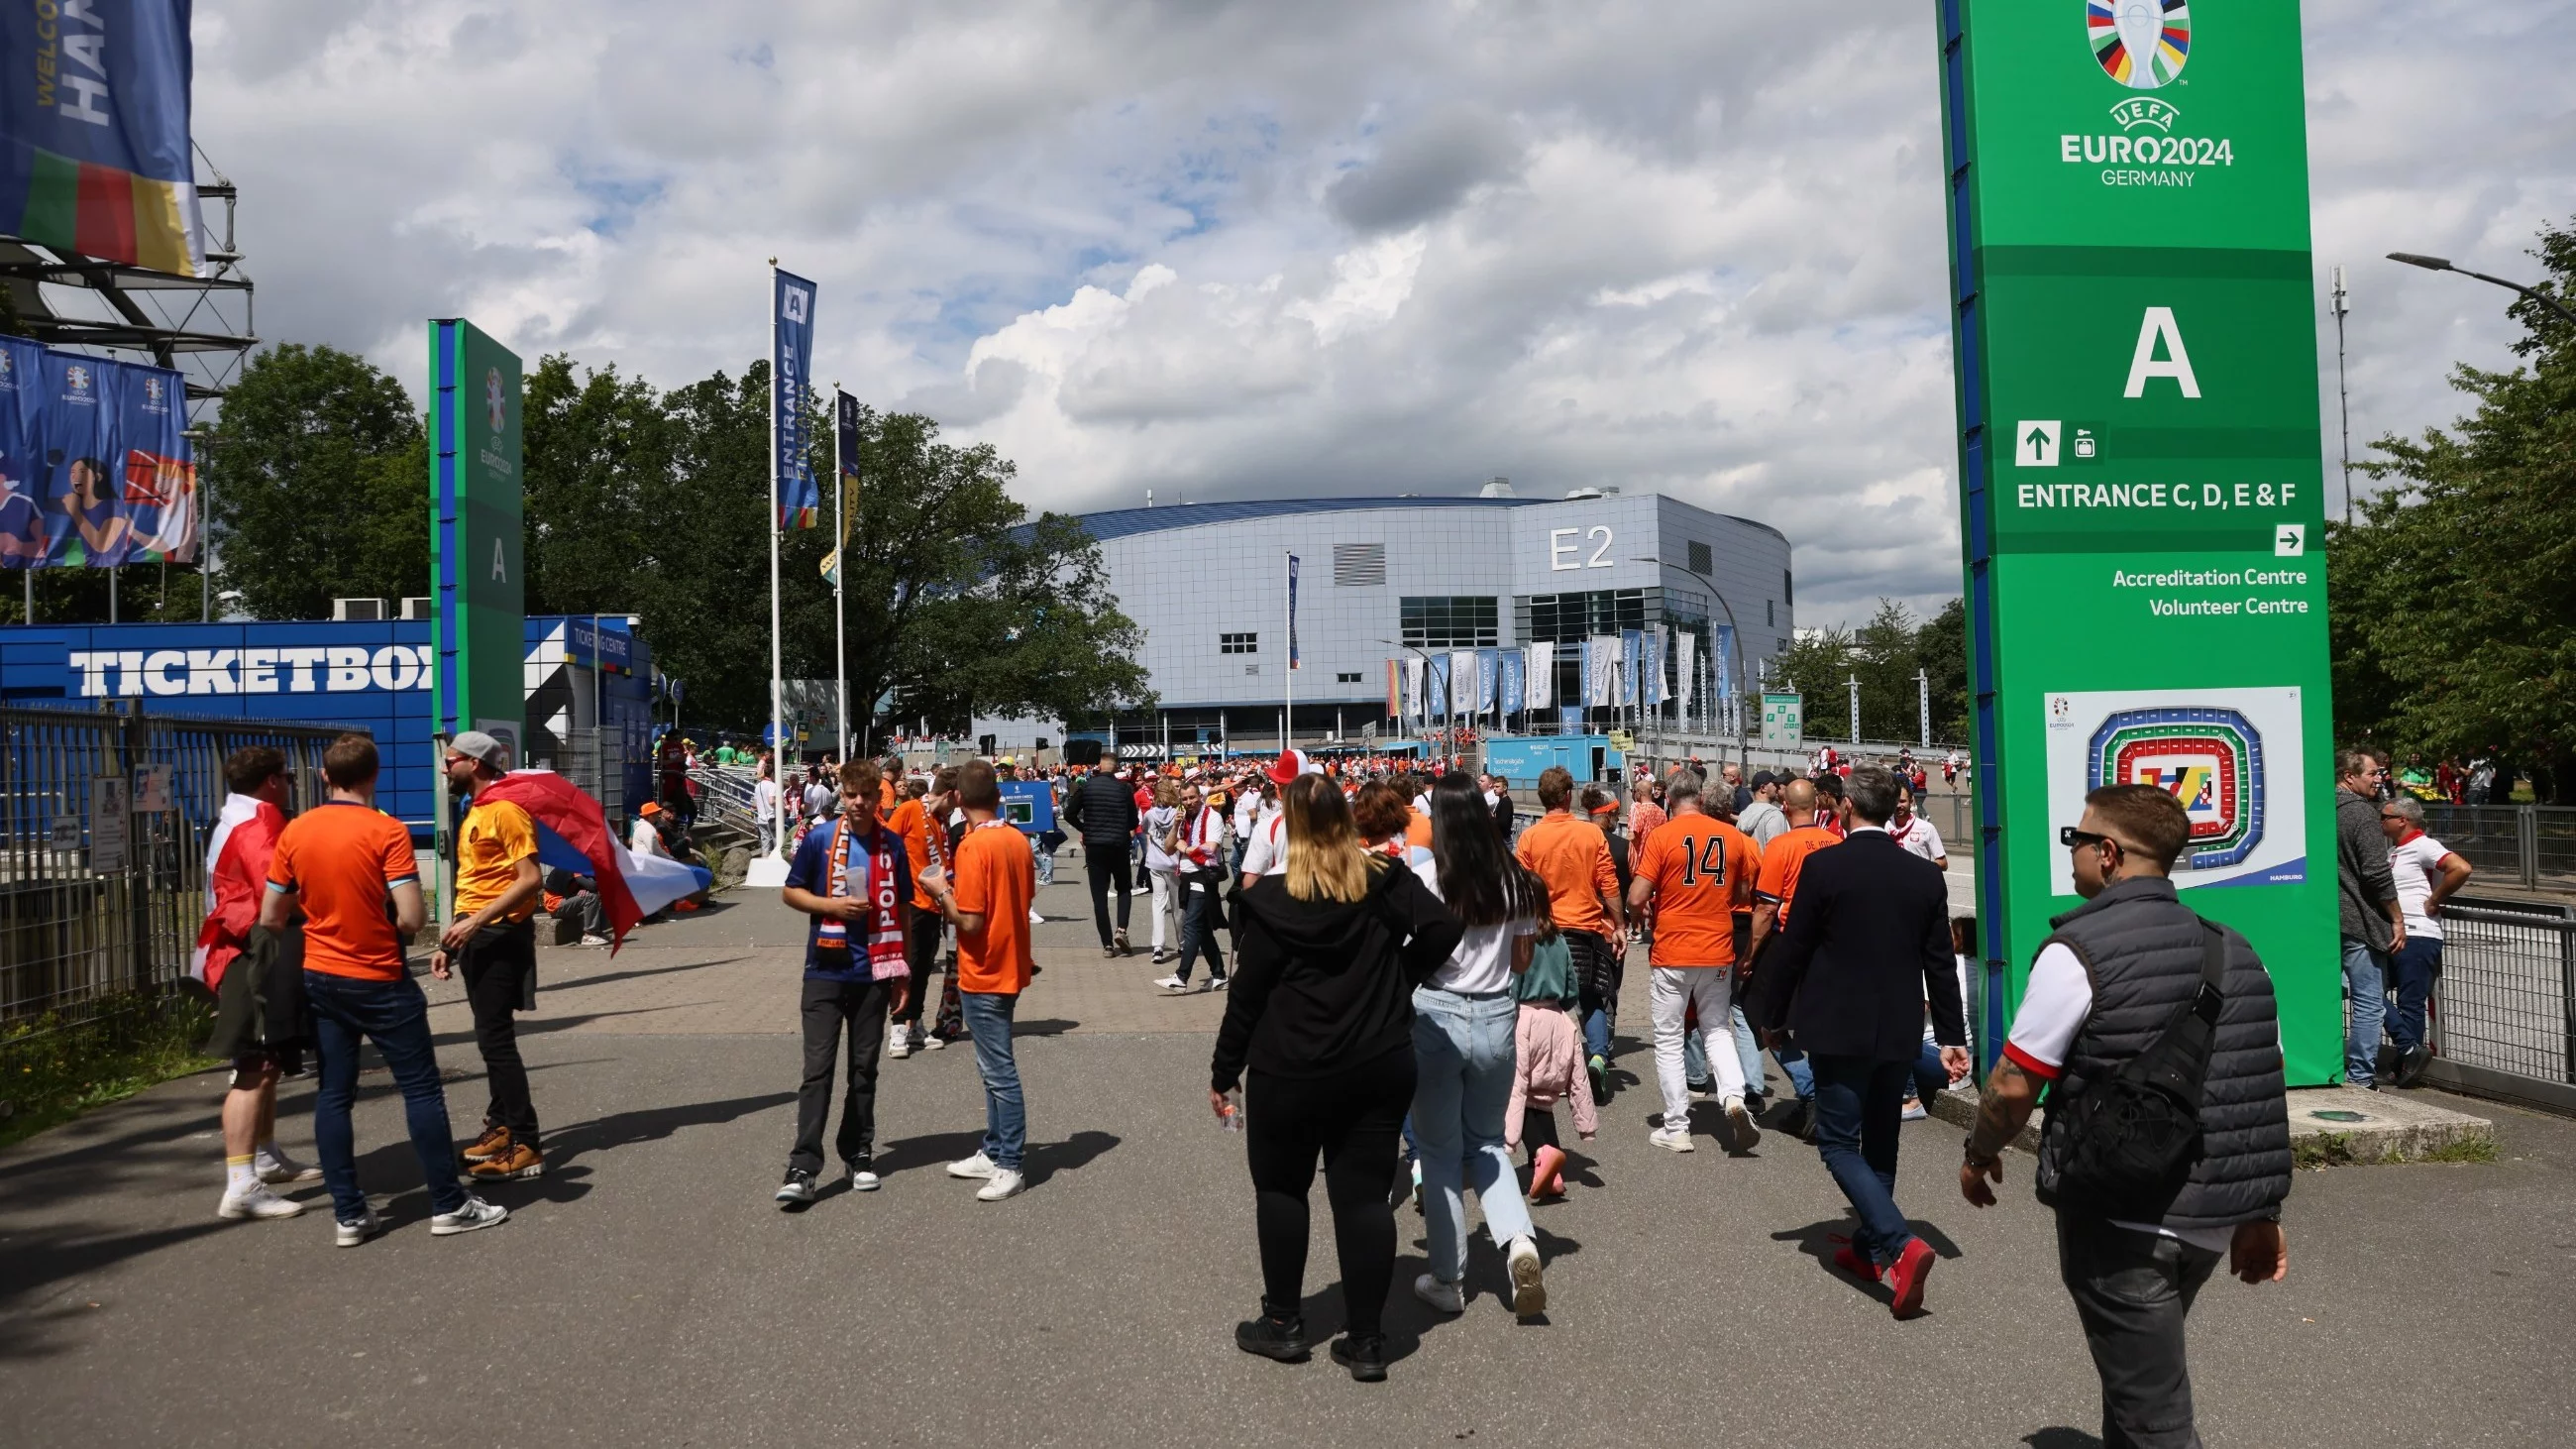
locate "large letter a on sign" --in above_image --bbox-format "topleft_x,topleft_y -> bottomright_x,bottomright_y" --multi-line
2123,306 -> 2201,398
490,537 -> 508,581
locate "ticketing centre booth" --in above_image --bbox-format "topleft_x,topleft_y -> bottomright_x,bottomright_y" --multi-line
0,614 -> 659,838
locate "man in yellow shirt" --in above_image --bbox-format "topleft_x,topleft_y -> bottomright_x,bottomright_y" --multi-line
438,730 -> 546,1181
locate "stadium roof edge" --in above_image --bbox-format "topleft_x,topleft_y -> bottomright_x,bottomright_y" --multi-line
1071,494 -> 1787,546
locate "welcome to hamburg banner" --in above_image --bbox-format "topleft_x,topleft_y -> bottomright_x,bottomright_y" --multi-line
0,335 -> 195,568
0,1 -> 205,277
773,269 -> 818,529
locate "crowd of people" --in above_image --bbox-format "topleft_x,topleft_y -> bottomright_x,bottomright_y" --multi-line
190,727 -> 2326,1444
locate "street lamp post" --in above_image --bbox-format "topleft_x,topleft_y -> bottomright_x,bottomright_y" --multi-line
1634,558 -> 1751,781
2388,252 -> 2576,328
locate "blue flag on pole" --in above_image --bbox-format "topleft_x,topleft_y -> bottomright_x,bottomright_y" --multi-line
1497,648 -> 1524,718
1287,554 -> 1300,670
773,270 -> 818,529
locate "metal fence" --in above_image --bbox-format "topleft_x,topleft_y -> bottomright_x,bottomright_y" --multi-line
2421,805 -> 2576,896
2426,900 -> 2576,1110
2,701 -> 356,1030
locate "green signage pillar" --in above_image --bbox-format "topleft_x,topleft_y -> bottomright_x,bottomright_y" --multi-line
429,318 -> 526,764
1938,1 -> 2338,1082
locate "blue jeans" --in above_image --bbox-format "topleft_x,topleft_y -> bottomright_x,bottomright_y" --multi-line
1731,1007 -> 1814,1100
1808,1054 -> 1913,1268
1031,834 -> 1054,887
2341,939 -> 2389,1085
304,970 -> 467,1222
1409,987 -> 1534,1284
2389,936 -> 2443,1054
962,990 -> 1025,1170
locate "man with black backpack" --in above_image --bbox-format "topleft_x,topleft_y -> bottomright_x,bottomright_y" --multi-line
1961,783 -> 2291,1449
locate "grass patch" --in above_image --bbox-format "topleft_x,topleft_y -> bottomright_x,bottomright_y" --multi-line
0,993 -> 219,1152
2294,1129 -> 2500,1169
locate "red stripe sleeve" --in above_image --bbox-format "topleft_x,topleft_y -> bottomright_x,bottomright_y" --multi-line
2001,1040 -> 2062,1082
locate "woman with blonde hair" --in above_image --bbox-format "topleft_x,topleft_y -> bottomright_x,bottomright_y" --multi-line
1213,773 -> 1461,1383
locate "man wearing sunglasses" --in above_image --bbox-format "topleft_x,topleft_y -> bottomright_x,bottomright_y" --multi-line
2332,749 -> 2406,1089
1961,785 -> 2291,1448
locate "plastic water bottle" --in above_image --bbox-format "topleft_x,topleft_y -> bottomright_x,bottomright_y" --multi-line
1219,1093 -> 1244,1133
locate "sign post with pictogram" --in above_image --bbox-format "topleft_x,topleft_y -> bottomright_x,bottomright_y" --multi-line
1939,2 -> 2338,1082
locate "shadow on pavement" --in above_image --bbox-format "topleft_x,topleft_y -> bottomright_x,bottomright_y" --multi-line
1015,1018 -> 1080,1038
1770,1216 -> 1968,1314
872,1129 -> 988,1178
539,955 -> 752,991
1023,1128 -> 1118,1186
539,1090 -> 798,1170
0,1220 -> 231,1359
2025,1431 -> 2104,1449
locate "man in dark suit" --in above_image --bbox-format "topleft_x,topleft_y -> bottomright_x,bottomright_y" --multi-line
1746,763 -> 1968,1319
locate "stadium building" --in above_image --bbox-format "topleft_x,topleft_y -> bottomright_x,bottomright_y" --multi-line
1071,485 -> 1793,752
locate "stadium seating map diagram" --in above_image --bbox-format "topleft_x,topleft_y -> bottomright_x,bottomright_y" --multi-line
2042,685 -> 2308,894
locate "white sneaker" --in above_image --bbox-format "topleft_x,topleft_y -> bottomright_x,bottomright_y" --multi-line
255,1148 -> 322,1184
1209,977 -> 1229,991
848,1165 -> 882,1192
1507,1234 -> 1548,1316
1900,1098 -> 1929,1122
334,1207 -> 384,1248
976,1169 -> 1025,1201
1413,1273 -> 1464,1313
1151,974 -> 1186,992
1649,1125 -> 1695,1154
1724,1095 -> 1762,1151
1129,885 -> 1150,896
579,934 -> 612,947
218,1182 -> 307,1220
946,1151 -> 999,1180
428,1194 -> 509,1237
1027,907 -> 1045,925
922,1033 -> 945,1051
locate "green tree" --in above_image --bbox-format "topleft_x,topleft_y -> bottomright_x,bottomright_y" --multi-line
202,344 -> 426,619
1769,624 -> 1853,739
2329,218 -> 2575,802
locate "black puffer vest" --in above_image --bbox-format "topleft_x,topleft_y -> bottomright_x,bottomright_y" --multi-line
2034,876 -> 2293,1229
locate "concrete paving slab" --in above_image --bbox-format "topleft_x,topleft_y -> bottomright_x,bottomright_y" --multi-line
3,861 -> 2573,1448
1931,1080 -> 2499,1165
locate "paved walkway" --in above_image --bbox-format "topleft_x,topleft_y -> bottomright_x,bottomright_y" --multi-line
4,858 -> 2574,1447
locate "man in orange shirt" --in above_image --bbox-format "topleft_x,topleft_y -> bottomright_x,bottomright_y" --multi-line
262,733 -> 505,1248
918,759 -> 1035,1202
1741,776 -> 1840,1136
1627,772 -> 1762,1154
1515,766 -> 1628,1097
885,768 -> 959,1058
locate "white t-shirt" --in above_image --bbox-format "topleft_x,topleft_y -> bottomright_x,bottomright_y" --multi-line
630,818 -> 666,858
1239,810 -> 1289,879
754,779 -> 780,822
1891,814 -> 1946,863
1410,857 -> 1538,995
2388,833 -> 2454,942
2002,942 -> 2233,1254
1233,792 -> 1260,837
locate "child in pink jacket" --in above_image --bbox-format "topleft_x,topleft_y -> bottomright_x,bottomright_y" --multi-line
1507,930 -> 1597,1200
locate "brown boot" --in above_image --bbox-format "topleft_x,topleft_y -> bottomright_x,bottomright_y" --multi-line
460,1125 -> 511,1164
469,1142 -> 544,1180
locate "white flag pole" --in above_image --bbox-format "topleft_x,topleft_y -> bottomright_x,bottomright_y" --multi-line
832,387 -> 849,764
761,261 -> 788,875
1283,550 -> 1294,754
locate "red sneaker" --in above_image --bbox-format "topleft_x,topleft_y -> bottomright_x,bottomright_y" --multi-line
1828,1234 -> 1881,1282
1885,1237 -> 1936,1319
1528,1146 -> 1567,1200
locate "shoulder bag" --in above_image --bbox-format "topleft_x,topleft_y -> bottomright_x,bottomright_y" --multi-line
2047,921 -> 2228,1211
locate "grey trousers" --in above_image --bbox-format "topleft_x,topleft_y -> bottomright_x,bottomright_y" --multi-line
2056,1212 -> 2224,1449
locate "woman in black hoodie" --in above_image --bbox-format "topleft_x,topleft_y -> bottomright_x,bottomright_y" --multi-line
1212,772 -> 1463,1382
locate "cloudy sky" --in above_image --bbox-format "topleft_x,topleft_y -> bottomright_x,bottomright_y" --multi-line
176,1 -> 2575,627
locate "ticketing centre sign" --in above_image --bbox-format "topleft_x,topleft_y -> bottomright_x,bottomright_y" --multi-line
1939,2 -> 2337,1084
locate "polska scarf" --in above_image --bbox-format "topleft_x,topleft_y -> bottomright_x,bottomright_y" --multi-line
816,820 -> 908,979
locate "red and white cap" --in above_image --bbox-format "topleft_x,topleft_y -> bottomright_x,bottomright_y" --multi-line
1267,748 -> 1310,785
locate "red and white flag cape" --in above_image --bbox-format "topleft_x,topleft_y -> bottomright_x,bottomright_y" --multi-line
477,770 -> 705,951
192,793 -> 284,991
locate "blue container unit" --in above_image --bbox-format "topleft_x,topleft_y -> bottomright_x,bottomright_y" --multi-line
1480,733 -> 1629,794
0,616 -> 656,836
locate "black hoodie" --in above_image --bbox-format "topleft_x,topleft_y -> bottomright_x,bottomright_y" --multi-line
1211,857 -> 1464,1092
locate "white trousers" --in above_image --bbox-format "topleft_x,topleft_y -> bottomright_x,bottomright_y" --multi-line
1651,966 -> 1747,1131
1148,867 -> 1179,951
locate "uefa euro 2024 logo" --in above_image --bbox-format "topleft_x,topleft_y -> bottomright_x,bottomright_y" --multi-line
2088,1 -> 2189,90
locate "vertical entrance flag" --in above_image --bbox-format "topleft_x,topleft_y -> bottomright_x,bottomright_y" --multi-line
774,271 -> 818,528
1497,648 -> 1525,720
1524,642 -> 1554,711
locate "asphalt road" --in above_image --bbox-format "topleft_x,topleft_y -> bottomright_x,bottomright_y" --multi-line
3,867 -> 2573,1448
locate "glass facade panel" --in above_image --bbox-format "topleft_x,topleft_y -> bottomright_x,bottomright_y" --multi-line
1399,596 -> 1498,649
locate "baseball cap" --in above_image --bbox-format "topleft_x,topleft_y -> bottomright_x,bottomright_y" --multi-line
1751,769 -> 1777,789
449,729 -> 509,770
1267,748 -> 1308,785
